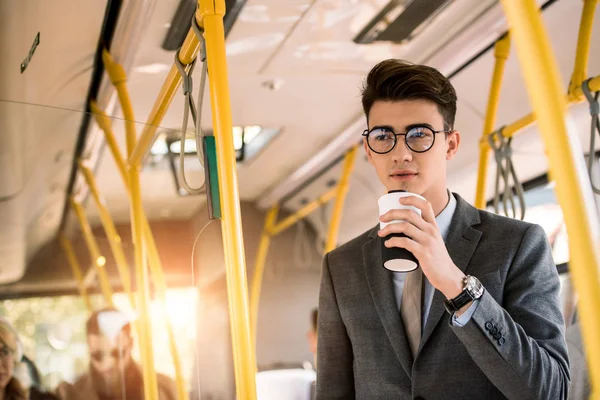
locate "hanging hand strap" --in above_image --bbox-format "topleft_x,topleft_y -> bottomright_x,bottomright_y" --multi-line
582,77 -> 600,194
488,128 -> 527,220
173,15 -> 208,195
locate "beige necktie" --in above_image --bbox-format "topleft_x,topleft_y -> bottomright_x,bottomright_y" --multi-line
401,268 -> 423,357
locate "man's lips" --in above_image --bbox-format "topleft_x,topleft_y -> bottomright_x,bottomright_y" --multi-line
390,170 -> 417,181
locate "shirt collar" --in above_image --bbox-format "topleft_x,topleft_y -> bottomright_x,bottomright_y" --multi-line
436,190 -> 457,242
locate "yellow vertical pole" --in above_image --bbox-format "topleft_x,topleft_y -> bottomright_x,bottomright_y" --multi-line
59,235 -> 93,311
200,0 -> 257,397
129,167 -> 160,400
79,162 -> 135,308
144,227 -> 189,400
70,198 -> 114,306
92,97 -> 188,399
90,101 -> 128,184
475,34 -> 511,209
250,206 -> 280,352
324,146 -> 358,253
500,1 -> 600,399
568,0 -> 599,100
102,49 -> 137,155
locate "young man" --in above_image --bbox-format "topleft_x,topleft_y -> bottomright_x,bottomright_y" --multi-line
316,60 -> 569,399
56,308 -> 176,400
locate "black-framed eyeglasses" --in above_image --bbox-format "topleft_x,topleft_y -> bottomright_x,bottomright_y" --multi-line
362,126 -> 452,154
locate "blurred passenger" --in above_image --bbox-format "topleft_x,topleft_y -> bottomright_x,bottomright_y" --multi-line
0,319 -> 28,400
0,319 -> 58,400
56,308 -> 176,400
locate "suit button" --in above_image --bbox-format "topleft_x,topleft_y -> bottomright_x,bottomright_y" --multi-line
498,337 -> 506,346
490,326 -> 498,335
493,331 -> 502,340
485,321 -> 493,330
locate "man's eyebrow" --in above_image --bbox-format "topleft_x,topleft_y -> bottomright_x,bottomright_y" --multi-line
405,123 -> 434,131
369,123 -> 435,132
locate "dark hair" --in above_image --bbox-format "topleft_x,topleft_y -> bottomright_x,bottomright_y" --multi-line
311,308 -> 318,333
86,308 -> 131,337
361,59 -> 457,130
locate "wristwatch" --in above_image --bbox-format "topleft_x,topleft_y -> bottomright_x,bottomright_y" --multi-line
444,275 -> 485,314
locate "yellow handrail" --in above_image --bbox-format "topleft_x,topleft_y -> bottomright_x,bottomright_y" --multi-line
78,161 -> 135,308
475,33 -> 511,209
324,145 -> 358,253
200,0 -> 257,396
568,0 -> 599,100
269,186 -> 339,236
250,205 -> 280,352
69,197 -> 114,306
59,235 -> 93,311
500,2 -> 600,399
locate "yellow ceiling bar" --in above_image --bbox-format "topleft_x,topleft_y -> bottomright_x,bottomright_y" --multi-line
199,0 -> 257,396
59,235 -> 93,311
475,33 -> 511,209
568,0 -> 599,100
324,145 -> 358,253
269,186 -> 339,236
102,49 -> 137,156
78,161 -> 136,308
69,197 -> 114,306
500,1 -> 600,399
128,11 -> 203,168
249,205 -> 280,352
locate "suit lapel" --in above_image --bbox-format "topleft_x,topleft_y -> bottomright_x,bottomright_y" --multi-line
363,227 -> 414,379
419,194 -> 482,351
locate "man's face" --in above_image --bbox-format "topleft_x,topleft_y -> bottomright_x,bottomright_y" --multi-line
88,330 -> 133,394
364,99 -> 459,203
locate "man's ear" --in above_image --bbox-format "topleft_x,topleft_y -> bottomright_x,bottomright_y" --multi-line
363,138 -> 374,165
446,130 -> 460,160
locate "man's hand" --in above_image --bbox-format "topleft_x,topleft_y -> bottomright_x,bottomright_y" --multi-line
377,195 -> 465,302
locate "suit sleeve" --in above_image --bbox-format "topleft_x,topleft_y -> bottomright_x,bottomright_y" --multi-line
449,224 -> 570,400
316,253 -> 355,399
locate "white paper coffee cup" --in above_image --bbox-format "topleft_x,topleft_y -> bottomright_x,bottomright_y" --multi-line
378,191 -> 424,272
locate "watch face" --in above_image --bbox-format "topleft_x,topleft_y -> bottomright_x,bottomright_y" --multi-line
466,276 -> 485,298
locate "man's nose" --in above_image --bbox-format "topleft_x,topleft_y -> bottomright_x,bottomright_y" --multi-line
391,137 -> 412,163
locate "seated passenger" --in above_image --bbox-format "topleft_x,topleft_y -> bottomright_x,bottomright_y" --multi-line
306,308 -> 318,369
0,319 -> 58,400
56,308 -> 176,400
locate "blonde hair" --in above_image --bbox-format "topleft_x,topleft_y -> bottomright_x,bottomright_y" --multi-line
0,321 -> 28,400
0,322 -> 18,355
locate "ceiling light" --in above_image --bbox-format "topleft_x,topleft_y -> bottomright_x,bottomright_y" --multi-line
169,138 -> 197,154
133,63 -> 172,74
151,137 -> 169,155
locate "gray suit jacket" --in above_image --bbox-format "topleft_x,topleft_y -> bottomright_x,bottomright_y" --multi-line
316,194 -> 569,400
